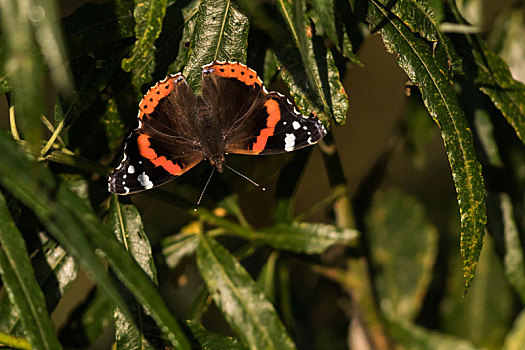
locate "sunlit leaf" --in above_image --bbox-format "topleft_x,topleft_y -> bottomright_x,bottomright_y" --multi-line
0,193 -> 61,350
183,0 -> 249,90
188,322 -> 248,350
196,234 -> 295,349
275,0 -> 348,125
122,0 -> 168,88
368,0 -> 486,290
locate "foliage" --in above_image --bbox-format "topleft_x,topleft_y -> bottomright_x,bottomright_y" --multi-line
0,0 -> 523,349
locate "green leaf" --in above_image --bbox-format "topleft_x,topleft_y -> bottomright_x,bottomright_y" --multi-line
0,132 -> 191,350
188,322 -> 249,350
196,234 -> 296,350
260,222 -> 358,254
274,0 -> 348,125
0,232 -> 78,335
366,190 -> 437,321
307,0 -> 360,63
162,233 -> 199,269
183,0 -> 249,90
122,0 -> 168,88
167,0 -> 200,74
62,1 -> 135,60
446,2 -> 525,144
106,195 -> 163,350
388,320 -> 477,350
0,193 -> 62,350
368,0 -> 486,290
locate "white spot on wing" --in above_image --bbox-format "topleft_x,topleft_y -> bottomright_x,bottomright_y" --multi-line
307,136 -> 313,144
124,186 -> 130,194
303,126 -> 307,130
282,121 -> 287,126
128,165 -> 135,174
292,121 -> 301,130
137,172 -> 154,189
284,133 -> 295,152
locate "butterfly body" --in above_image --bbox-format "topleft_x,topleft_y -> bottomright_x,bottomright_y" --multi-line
108,61 -> 326,195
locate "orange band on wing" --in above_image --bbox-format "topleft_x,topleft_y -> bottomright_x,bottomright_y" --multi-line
139,77 -> 175,116
207,62 -> 263,87
137,134 -> 183,175
251,99 -> 280,152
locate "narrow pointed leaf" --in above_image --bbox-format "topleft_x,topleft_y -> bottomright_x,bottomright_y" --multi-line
183,0 -> 249,90
368,0 -> 486,290
260,222 -> 358,254
308,0 -> 359,63
275,0 -> 348,125
374,0 -> 462,76
167,0 -> 200,74
107,195 -> 162,350
504,309 -> 525,350
122,0 -> 168,88
196,234 -> 296,350
446,1 -> 525,144
0,132 -> 191,350
0,234 -> 78,335
0,193 -> 62,350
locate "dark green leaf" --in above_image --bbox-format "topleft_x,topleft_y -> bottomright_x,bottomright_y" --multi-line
167,0 -> 200,74
106,195 -> 162,350
446,2 -> 525,144
0,132 -> 191,350
260,222 -> 358,254
183,0 -> 249,90
0,193 -> 62,350
122,0 -> 168,88
196,234 -> 296,349
0,232 -> 78,335
62,1 -> 135,60
366,190 -> 438,321
162,233 -> 199,269
368,0 -> 487,290
187,322 -> 249,350
307,0 -> 360,63
274,0 -> 348,125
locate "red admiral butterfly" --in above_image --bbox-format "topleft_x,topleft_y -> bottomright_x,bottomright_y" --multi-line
108,61 -> 327,195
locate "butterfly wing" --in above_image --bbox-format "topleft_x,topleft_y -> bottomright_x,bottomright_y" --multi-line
200,61 -> 326,155
108,74 -> 203,194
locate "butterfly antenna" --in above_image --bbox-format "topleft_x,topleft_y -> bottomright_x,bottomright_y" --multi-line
195,167 -> 215,211
224,164 -> 266,191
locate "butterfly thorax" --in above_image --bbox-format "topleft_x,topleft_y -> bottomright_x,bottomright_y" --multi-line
196,98 -> 226,172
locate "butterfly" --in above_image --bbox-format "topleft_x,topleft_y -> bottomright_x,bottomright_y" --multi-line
108,61 -> 326,196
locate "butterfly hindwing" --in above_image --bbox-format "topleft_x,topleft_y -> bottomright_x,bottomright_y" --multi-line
109,74 -> 203,194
